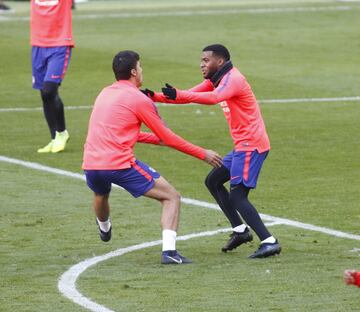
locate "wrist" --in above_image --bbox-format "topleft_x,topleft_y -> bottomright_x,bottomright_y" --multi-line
200,148 -> 206,160
176,89 -> 183,100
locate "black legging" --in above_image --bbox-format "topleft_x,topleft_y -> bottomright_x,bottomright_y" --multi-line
229,183 -> 271,241
205,166 -> 244,228
40,81 -> 66,139
205,166 -> 271,240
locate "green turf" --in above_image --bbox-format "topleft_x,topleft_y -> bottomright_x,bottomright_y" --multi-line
1,0 -> 360,311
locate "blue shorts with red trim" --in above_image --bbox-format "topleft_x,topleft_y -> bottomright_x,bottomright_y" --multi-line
84,160 -> 161,198
32,46 -> 72,89
223,150 -> 269,188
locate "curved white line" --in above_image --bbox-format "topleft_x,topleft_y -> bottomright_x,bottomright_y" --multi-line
58,225 -> 283,312
58,240 -> 162,312
57,229 -> 229,312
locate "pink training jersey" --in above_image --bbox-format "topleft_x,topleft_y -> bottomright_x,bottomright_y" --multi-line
30,0 -> 74,47
82,80 -> 206,170
153,67 -> 270,153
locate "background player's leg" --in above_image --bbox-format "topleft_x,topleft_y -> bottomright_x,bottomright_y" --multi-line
51,85 -> 69,153
40,82 -> 59,139
37,82 -> 59,153
32,47 -> 56,153
42,46 -> 71,153
54,93 -> 66,132
41,82 -> 68,137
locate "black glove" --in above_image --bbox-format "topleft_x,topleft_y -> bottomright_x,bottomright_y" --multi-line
161,83 -> 177,100
140,88 -> 154,98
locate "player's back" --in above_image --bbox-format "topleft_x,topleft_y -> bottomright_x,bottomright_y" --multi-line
90,81 -> 140,133
83,81 -> 145,170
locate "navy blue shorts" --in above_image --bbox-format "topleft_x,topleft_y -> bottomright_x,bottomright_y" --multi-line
223,150 -> 268,188
32,46 -> 72,89
84,160 -> 161,198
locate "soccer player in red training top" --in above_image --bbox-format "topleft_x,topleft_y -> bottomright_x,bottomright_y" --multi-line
344,270 -> 360,287
31,0 -> 73,153
82,50 -> 222,265
148,44 -> 281,258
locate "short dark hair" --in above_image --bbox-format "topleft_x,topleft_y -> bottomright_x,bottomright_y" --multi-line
112,50 -> 140,80
202,44 -> 230,61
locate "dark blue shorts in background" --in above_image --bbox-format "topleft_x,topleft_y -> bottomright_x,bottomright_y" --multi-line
32,46 -> 72,89
223,150 -> 269,188
84,160 -> 160,198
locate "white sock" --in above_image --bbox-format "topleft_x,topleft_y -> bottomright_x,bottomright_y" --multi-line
97,218 -> 111,232
261,236 -> 276,244
162,229 -> 177,251
232,224 -> 247,233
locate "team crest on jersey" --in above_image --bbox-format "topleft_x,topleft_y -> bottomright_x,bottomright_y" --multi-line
35,0 -> 59,7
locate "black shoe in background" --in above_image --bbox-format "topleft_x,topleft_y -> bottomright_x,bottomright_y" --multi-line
221,229 -> 253,253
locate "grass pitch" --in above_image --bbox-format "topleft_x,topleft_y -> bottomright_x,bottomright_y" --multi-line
1,0 -> 360,311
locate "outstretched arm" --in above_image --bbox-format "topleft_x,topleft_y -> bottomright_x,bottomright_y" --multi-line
152,80 -> 214,104
175,71 -> 238,105
136,99 -> 222,167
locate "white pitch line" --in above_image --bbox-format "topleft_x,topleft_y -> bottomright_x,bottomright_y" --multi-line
0,5 -> 354,22
0,96 -> 359,113
260,96 -> 360,104
0,105 -> 92,112
0,155 -> 85,181
70,5 -> 354,19
58,223 -> 280,312
1,154 -> 360,242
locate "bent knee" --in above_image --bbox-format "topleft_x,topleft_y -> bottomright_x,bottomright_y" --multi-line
204,173 -> 211,189
205,169 -> 221,190
159,184 -> 181,203
167,188 -> 181,202
41,89 -> 57,102
205,170 -> 216,188
41,82 -> 59,101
